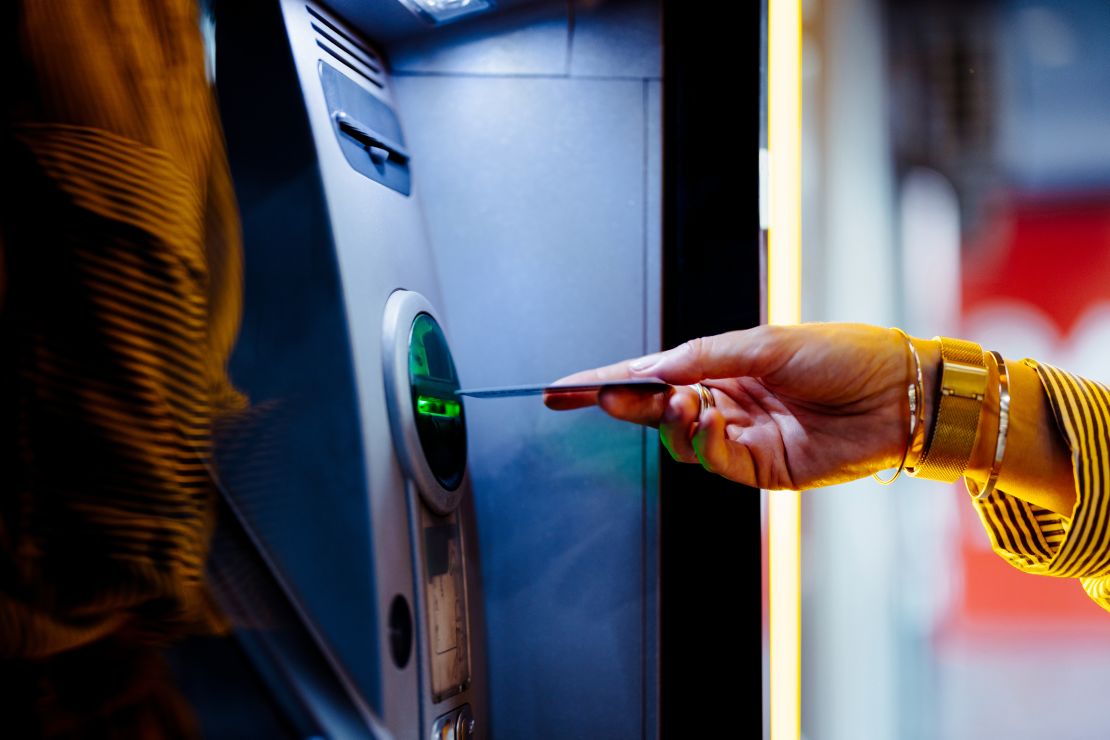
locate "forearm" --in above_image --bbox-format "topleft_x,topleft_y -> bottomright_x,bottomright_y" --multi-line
911,337 -> 1076,516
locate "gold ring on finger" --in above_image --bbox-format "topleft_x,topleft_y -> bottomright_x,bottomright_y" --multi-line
688,383 -> 715,415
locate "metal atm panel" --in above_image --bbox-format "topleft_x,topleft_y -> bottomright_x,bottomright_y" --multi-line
214,1 -> 487,737
384,3 -> 662,736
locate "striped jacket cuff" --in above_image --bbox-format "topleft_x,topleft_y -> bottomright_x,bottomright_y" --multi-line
971,361 -> 1110,611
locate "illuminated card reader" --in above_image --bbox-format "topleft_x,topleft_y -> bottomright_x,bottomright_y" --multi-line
383,290 -> 486,735
408,312 -> 467,495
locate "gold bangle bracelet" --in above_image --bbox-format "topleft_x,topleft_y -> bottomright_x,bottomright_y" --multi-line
873,328 -> 923,485
907,337 -> 987,483
967,351 -> 1010,500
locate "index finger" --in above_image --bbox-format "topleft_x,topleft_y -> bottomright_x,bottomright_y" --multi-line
548,325 -> 781,405
628,328 -> 782,385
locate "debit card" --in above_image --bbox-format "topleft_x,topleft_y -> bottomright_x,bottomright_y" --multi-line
455,378 -> 670,399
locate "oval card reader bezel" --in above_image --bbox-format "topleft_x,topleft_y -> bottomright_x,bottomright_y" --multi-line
382,290 -> 468,515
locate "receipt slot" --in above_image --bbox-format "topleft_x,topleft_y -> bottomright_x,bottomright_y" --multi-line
383,291 -> 482,719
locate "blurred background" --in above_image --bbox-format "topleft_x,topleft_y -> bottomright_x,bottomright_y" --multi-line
795,0 -> 1110,738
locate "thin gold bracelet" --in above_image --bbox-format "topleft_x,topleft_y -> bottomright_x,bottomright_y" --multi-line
873,328 -> 922,485
968,351 -> 1010,500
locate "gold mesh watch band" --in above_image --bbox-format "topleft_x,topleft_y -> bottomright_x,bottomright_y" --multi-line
908,337 -> 987,483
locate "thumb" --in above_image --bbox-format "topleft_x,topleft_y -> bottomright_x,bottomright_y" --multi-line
629,327 -> 783,384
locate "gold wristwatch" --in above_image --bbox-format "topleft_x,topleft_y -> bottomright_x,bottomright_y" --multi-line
907,337 -> 987,483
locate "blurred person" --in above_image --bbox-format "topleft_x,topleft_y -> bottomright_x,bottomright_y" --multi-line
548,324 -> 1110,611
1,0 -> 242,736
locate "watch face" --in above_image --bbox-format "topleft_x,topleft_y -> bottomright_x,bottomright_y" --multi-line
408,313 -> 467,491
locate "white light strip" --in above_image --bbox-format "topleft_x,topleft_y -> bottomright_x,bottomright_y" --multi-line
768,0 -> 802,739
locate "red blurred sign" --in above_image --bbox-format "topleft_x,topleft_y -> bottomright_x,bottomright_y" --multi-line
957,194 -> 1110,628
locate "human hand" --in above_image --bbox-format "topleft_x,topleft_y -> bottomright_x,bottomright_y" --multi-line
545,323 -> 937,490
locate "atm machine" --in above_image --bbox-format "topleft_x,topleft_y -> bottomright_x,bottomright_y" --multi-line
190,0 -> 760,737
212,2 -> 486,737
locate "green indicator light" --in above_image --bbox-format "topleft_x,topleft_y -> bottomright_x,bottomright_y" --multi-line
417,395 -> 461,419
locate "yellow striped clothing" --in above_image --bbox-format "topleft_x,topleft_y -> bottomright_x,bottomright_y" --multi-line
1,0 -> 242,669
973,360 -> 1110,611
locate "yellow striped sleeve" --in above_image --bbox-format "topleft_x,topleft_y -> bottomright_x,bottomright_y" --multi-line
1,0 -> 243,658
972,360 -> 1110,613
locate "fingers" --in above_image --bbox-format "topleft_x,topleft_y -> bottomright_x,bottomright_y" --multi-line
546,324 -> 791,415
542,382 -> 668,412
550,370 -> 758,484
597,386 -> 671,427
659,389 -> 701,463
546,326 -> 784,411
550,357 -> 649,387
628,327 -> 785,385
543,389 -> 599,410
544,357 -> 655,410
691,407 -> 754,484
